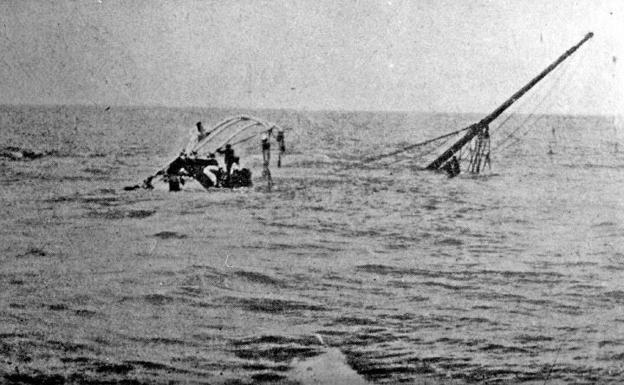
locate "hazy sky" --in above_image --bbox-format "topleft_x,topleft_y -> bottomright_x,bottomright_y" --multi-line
0,0 -> 622,114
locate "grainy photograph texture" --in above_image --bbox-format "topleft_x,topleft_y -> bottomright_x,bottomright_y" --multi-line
1,1 -> 623,384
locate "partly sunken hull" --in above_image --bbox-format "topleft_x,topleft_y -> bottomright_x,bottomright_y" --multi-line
127,114 -> 282,192
165,156 -> 253,191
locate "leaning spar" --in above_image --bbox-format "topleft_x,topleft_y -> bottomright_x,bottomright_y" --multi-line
426,32 -> 594,173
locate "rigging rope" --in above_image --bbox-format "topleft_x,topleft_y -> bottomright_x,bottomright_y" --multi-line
492,51 -> 577,139
365,38 -> 589,169
361,125 -> 472,163
389,134 -> 457,166
488,70 -> 557,137
494,111 -> 555,155
491,49 -> 583,154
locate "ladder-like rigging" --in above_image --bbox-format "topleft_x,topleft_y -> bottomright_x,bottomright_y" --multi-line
426,32 -> 594,175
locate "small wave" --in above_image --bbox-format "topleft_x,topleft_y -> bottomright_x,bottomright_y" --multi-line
514,334 -> 554,344
0,146 -> 45,161
153,231 -> 187,239
342,328 -> 398,347
467,291 -> 528,303
81,196 -> 120,206
597,339 -> 624,348
234,346 -> 321,362
115,359 -> 194,376
15,247 -> 47,258
355,264 -> 401,275
435,237 -> 463,246
240,363 -> 289,372
388,279 -> 415,289
47,303 -> 68,311
421,281 -> 474,291
126,336 -> 191,347
123,360 -> 174,371
562,162 -> 624,170
341,349 -> 436,382
250,372 -> 288,382
44,339 -> 94,353
74,309 -> 97,318
232,335 -> 322,347
120,293 -> 176,306
592,220 -> 618,228
605,264 -> 624,271
230,335 -> 322,363
329,316 -> 379,327
603,290 -> 624,303
94,363 -> 134,375
81,166 -> 112,175
262,241 -> 342,252
233,270 -> 286,287
88,208 -> 156,220
478,343 -> 531,354
407,295 -> 429,302
457,316 -> 495,325
3,372 -> 66,385
223,296 -> 327,313
600,352 -> 624,361
434,337 -> 465,345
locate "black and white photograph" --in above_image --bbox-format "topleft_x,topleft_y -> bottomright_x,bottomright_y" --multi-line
1,1 -> 623,384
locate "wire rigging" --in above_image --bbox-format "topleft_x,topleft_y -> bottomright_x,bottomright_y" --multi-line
492,47 -> 586,155
361,125 -> 472,163
491,50 -> 578,146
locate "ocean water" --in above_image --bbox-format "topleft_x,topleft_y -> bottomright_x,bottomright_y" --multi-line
1,105 -> 623,384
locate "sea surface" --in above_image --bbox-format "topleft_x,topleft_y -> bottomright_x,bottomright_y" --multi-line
1,105 -> 623,384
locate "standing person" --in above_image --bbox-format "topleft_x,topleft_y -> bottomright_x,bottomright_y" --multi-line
261,132 -> 273,190
196,121 -> 211,142
227,156 -> 245,187
276,127 -> 285,168
261,132 -> 270,166
217,144 -> 236,177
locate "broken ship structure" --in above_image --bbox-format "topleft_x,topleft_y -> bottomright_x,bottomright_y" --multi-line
134,115 -> 285,191
368,32 -> 594,177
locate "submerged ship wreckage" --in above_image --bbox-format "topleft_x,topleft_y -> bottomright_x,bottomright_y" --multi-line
127,33 -> 593,192
366,32 -> 594,177
127,115 -> 285,191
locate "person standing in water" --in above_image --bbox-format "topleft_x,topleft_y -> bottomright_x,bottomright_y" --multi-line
261,132 -> 270,166
196,121 -> 211,142
276,127 -> 286,167
217,143 -> 236,179
261,132 -> 272,190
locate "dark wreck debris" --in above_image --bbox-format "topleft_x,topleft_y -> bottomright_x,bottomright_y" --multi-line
128,115 -> 286,192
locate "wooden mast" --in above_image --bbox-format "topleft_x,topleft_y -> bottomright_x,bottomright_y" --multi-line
426,32 -> 594,171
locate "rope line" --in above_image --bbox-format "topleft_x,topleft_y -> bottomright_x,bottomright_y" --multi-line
488,47 -> 585,159
494,57 -> 573,137
491,50 -> 583,154
362,125 -> 472,163
366,42 -> 587,167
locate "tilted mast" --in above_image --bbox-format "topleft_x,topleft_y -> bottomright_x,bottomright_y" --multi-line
426,32 -> 594,171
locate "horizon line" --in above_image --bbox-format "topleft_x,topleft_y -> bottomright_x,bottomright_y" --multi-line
0,102 -> 620,119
